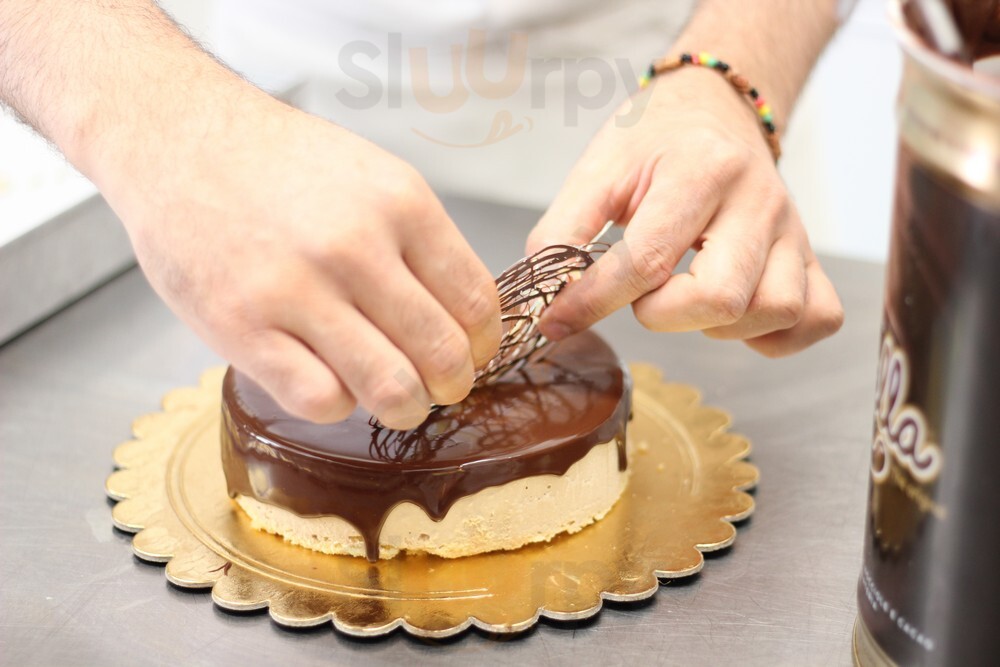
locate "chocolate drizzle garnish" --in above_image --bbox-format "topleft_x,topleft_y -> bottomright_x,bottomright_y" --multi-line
221,331 -> 630,562
369,358 -> 608,458
366,241 -> 608,430
474,242 -> 608,387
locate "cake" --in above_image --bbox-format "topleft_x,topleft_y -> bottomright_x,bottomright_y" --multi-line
220,330 -> 632,561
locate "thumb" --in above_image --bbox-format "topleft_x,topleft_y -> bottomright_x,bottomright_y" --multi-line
526,161 -> 621,255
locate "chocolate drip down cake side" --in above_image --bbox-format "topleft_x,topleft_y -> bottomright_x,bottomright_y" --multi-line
221,330 -> 632,562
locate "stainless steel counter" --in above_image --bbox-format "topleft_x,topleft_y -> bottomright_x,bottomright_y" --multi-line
0,196 -> 883,666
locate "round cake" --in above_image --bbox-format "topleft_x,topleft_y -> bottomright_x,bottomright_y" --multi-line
221,330 -> 632,561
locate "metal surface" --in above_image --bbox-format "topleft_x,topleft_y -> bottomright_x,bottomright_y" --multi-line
0,196 -> 882,666
0,193 -> 135,345
105,365 -> 755,636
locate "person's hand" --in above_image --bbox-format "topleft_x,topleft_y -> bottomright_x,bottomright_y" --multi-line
526,66 -> 843,357
96,92 -> 501,429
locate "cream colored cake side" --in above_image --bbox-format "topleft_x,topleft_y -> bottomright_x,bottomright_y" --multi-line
236,437 -> 629,559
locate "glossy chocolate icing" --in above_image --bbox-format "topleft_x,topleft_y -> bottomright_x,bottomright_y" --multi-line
221,331 -> 631,562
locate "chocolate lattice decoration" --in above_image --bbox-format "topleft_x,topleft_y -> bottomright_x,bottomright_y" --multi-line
368,358 -> 593,461
369,241 -> 608,431
472,242 -> 608,388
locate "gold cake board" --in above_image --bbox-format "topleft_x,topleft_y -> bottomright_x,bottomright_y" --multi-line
106,363 -> 758,637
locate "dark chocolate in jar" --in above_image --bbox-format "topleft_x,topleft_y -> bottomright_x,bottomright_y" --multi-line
857,144 -> 1000,667
856,5 -> 1000,663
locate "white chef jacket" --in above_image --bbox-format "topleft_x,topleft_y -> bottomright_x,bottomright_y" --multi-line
211,0 -> 856,208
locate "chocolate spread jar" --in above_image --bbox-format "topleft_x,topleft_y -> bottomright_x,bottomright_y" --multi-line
854,3 -> 1000,666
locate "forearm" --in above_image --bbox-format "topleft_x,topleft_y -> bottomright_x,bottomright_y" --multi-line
0,0 -> 261,191
669,0 -> 842,129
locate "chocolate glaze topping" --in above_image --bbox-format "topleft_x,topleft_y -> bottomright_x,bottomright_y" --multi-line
221,331 -> 631,561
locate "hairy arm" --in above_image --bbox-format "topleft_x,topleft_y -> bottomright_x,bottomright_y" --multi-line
669,0 -> 842,133
0,1 -> 244,177
0,0 -> 502,428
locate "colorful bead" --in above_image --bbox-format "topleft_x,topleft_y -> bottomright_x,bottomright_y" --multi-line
640,52 -> 780,161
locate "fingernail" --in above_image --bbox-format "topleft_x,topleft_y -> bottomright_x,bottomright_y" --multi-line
540,320 -> 573,341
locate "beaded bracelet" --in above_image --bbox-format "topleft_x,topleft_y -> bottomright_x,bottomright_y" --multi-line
639,52 -> 782,161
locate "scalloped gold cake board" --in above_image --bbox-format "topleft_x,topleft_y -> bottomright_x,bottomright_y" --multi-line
106,363 -> 757,637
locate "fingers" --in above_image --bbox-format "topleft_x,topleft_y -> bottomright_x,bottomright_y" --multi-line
228,329 -> 356,424
525,154 -> 626,256
537,162 -> 723,340
239,245 -> 491,426
401,203 -> 502,369
628,197 -> 840,356
701,233 -> 807,340
258,190 -> 495,425
744,256 -> 844,357
285,303 -> 432,430
630,200 -> 775,332
357,260 -> 476,406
